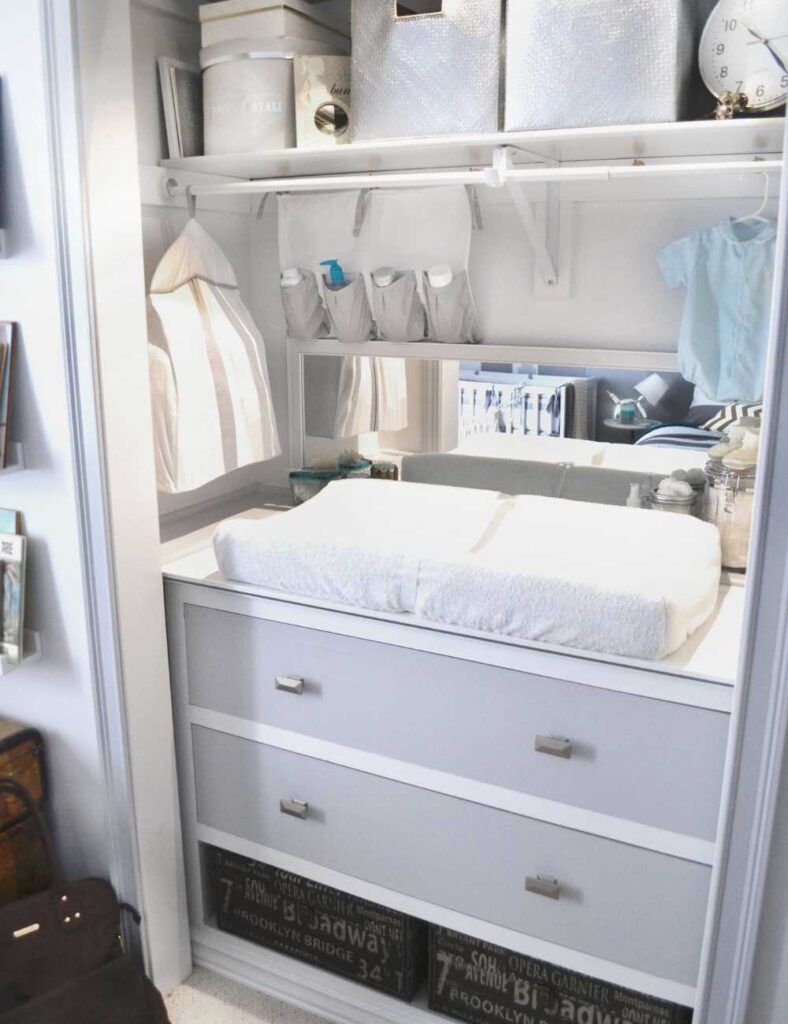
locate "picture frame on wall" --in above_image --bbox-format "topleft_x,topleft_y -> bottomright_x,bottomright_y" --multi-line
0,321 -> 15,470
157,57 -> 203,159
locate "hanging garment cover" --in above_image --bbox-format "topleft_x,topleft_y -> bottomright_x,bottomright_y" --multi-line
148,219 -> 280,493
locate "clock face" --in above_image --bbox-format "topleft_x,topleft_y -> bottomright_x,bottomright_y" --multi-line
700,0 -> 788,111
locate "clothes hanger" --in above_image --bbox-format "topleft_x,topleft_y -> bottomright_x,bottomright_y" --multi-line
733,172 -> 770,224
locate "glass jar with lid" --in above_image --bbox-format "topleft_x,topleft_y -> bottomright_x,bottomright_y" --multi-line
702,459 -> 757,571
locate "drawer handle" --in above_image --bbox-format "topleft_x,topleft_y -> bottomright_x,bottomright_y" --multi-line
525,875 -> 561,901
275,675 -> 305,695
534,735 -> 572,759
280,798 -> 309,820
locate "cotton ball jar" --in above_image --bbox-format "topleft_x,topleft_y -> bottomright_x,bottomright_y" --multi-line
658,477 -> 694,498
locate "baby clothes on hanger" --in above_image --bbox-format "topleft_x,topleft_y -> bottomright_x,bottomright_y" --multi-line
658,218 -> 777,404
148,219 -> 281,493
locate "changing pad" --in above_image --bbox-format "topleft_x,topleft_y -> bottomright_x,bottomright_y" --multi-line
214,478 -> 721,660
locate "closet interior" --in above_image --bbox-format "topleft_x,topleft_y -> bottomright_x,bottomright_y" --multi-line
127,2 -> 787,1022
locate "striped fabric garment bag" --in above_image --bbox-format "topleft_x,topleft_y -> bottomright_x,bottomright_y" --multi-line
147,219 -> 280,493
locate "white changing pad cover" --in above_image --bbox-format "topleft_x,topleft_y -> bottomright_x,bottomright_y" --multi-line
214,479 -> 721,660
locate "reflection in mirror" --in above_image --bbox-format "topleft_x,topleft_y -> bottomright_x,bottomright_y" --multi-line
303,355 -> 711,488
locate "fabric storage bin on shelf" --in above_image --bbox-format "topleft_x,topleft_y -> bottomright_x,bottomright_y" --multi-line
202,37 -> 335,154
213,848 -> 428,999
428,926 -> 692,1024
506,0 -> 714,130
200,1 -> 350,51
351,0 -> 503,141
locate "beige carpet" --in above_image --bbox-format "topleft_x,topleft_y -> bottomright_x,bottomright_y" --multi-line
166,968 -> 331,1024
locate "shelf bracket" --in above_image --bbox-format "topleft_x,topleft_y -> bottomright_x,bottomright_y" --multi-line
494,146 -> 561,290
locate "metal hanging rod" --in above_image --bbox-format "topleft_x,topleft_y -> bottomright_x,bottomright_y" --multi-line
503,158 -> 783,184
163,166 -> 498,199
162,147 -> 782,200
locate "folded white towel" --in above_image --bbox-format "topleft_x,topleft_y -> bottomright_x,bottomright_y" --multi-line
214,479 -> 721,660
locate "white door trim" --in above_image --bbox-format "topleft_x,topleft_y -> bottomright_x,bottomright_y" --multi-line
44,0 -> 191,992
39,0 -> 144,956
694,118 -> 788,1024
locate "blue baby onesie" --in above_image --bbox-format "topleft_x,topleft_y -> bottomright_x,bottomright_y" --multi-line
658,218 -> 776,403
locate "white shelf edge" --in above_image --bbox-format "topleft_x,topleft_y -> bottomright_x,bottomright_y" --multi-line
160,117 -> 786,183
0,630 -> 42,676
288,338 -> 680,372
1,442 -> 24,474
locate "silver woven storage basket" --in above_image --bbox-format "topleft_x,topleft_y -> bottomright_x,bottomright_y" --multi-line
506,0 -> 715,131
352,0 -> 503,141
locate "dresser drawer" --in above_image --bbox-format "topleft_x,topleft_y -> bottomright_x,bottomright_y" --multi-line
192,727 -> 709,986
183,604 -> 728,839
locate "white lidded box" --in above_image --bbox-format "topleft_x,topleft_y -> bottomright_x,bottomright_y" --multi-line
202,36 -> 339,154
351,0 -> 503,141
505,0 -> 715,131
199,0 -> 350,51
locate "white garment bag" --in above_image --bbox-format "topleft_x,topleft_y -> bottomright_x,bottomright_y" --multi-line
148,219 -> 280,493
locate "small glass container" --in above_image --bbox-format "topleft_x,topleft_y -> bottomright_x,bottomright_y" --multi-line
702,460 -> 757,571
649,489 -> 697,515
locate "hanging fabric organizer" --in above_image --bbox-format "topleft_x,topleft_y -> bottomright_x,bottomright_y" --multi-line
277,186 -> 479,440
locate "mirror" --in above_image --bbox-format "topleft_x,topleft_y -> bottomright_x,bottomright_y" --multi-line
302,355 -> 707,500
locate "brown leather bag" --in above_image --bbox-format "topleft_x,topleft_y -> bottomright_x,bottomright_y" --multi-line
0,778 -> 169,1023
0,721 -> 49,904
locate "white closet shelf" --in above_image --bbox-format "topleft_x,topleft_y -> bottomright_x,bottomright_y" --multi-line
0,631 -> 42,676
161,117 -> 785,181
1,442 -> 24,474
288,338 -> 680,372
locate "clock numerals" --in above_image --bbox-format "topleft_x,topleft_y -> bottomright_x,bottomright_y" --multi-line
700,0 -> 788,112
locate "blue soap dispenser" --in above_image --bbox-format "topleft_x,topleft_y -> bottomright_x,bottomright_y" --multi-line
320,259 -> 346,289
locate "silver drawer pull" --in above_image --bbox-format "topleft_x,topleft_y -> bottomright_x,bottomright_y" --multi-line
275,675 -> 304,694
534,735 -> 572,759
280,798 -> 309,820
525,875 -> 561,900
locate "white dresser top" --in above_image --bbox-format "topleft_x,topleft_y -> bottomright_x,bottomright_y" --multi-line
161,507 -> 745,691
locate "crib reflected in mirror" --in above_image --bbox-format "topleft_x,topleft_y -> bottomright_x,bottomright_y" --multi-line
300,354 -> 715,508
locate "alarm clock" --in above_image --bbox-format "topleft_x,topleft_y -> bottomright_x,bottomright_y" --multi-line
700,0 -> 788,112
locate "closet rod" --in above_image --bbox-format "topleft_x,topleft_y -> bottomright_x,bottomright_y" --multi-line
164,166 -> 497,199
163,155 -> 782,199
504,158 -> 784,184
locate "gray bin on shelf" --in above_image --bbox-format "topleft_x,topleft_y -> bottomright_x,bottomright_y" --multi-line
505,0 -> 717,131
351,0 -> 503,141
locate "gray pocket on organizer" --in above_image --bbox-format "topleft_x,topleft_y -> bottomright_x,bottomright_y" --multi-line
424,271 -> 477,344
372,271 -> 426,343
323,274 -> 374,344
280,270 -> 329,339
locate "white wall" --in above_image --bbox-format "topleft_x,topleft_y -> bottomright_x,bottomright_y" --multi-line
0,1 -> 110,877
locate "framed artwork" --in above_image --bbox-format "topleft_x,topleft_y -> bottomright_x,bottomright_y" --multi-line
0,322 -> 14,469
158,57 -> 203,159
